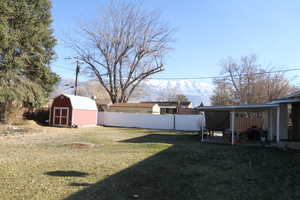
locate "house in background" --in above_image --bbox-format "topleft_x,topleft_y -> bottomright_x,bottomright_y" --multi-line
108,103 -> 160,114
50,94 -> 98,127
177,107 -> 200,114
142,101 -> 192,114
196,90 -> 300,145
268,91 -> 300,141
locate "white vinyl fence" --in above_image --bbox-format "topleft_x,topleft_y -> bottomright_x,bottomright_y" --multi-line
98,112 -> 204,131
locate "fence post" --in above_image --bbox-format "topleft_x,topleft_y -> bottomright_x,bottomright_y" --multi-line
231,111 -> 235,145
173,114 -> 176,130
201,114 -> 204,142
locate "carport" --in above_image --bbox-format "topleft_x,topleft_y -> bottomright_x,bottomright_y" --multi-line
197,104 -> 280,145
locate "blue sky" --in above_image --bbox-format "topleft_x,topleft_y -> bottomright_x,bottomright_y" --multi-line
51,0 -> 300,85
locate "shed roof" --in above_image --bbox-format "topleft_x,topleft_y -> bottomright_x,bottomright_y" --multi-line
60,94 -> 98,111
110,103 -> 157,108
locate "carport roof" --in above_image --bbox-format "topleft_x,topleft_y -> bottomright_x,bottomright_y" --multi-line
196,103 -> 279,112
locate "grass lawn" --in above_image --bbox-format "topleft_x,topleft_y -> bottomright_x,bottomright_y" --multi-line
0,121 -> 300,200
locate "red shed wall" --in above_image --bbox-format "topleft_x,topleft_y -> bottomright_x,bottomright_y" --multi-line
50,96 -> 72,126
73,109 -> 97,127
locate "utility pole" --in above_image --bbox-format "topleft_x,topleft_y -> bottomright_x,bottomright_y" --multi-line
65,57 -> 82,96
74,60 -> 80,96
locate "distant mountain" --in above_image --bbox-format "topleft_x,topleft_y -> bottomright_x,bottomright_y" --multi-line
53,79 -> 214,106
131,79 -> 213,107
50,78 -> 75,98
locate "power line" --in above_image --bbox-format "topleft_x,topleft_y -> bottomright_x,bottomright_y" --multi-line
52,65 -> 300,80
148,67 -> 300,80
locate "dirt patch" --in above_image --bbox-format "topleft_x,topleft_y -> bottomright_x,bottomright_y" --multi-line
64,142 -> 95,148
0,120 -> 45,136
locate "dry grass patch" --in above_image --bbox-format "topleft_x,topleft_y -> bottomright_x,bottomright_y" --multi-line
0,122 -> 171,200
0,122 -> 300,200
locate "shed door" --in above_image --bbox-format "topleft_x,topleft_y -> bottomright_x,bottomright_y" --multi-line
53,107 -> 69,126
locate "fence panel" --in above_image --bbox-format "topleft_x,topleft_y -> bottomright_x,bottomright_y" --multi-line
98,112 -> 204,131
235,117 -> 264,132
175,114 -> 203,131
97,112 -> 105,125
98,112 -> 174,130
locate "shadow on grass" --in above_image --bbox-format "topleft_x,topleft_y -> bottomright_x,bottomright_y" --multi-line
63,133 -> 300,200
69,182 -> 92,187
45,170 -> 89,177
120,133 -> 200,145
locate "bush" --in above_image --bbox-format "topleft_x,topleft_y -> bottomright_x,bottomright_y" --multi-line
35,109 -> 50,124
24,108 -> 49,125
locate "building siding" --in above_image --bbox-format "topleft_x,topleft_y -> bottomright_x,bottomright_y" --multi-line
73,109 -> 97,127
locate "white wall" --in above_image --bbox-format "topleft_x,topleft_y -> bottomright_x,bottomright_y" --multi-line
279,104 -> 288,140
175,114 -> 203,131
266,106 -> 288,141
98,112 -> 204,131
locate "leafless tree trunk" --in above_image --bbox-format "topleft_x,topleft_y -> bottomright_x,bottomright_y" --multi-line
77,80 -> 112,104
68,1 -> 174,103
210,78 -> 234,105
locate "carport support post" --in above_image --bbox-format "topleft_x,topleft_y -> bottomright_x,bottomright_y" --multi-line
276,106 -> 280,144
231,111 -> 235,145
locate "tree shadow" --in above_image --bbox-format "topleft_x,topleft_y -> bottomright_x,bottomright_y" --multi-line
63,133 -> 300,200
45,170 -> 89,177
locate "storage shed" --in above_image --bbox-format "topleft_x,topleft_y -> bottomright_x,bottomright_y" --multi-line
49,94 -> 98,127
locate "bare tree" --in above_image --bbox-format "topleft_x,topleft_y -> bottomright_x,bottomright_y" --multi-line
219,55 -> 261,104
77,80 -> 111,104
173,94 -> 189,102
156,86 -> 182,101
263,71 -> 295,102
211,55 -> 296,105
210,78 -> 234,105
127,84 -> 149,101
68,1 -> 174,103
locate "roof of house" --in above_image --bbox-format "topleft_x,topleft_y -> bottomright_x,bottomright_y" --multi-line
265,90 -> 300,104
141,101 -> 191,107
267,99 -> 300,104
277,90 -> 300,100
59,94 -> 98,111
110,103 -> 157,108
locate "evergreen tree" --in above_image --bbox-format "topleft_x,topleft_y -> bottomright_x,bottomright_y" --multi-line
0,0 -> 59,122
